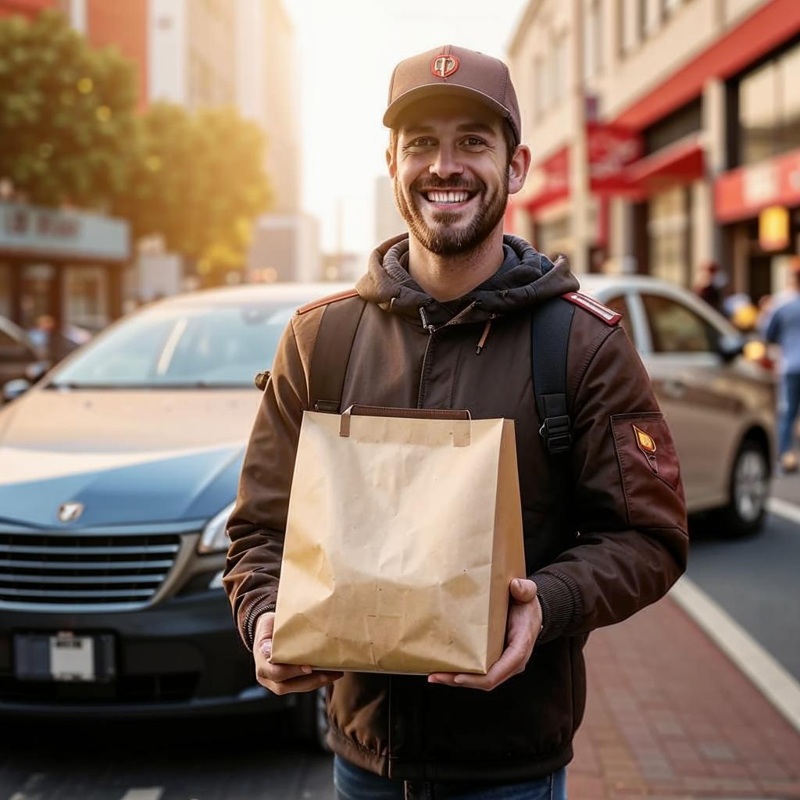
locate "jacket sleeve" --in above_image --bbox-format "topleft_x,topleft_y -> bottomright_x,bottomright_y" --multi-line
533,323 -> 689,643
222,314 -> 312,651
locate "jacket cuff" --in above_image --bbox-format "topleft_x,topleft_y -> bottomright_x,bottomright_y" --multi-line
243,598 -> 276,652
532,570 -> 583,644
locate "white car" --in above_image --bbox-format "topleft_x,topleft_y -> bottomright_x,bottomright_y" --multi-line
580,273 -> 775,538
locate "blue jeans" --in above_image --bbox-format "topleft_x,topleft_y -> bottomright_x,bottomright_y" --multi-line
333,755 -> 568,800
778,372 -> 800,456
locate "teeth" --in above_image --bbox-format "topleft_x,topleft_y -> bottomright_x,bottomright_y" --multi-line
426,191 -> 469,203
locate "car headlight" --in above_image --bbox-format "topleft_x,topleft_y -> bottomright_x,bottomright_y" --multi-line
198,501 -> 235,554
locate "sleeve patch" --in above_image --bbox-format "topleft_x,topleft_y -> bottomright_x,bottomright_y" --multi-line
562,292 -> 621,326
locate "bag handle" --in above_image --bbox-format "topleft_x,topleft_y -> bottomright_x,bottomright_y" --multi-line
339,405 -> 471,442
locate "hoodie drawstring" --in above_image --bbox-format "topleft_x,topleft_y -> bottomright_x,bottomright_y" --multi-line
475,320 -> 492,354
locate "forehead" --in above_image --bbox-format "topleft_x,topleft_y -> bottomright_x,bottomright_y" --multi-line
394,96 -> 504,137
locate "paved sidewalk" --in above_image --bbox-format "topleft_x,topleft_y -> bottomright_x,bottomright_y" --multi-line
568,595 -> 800,799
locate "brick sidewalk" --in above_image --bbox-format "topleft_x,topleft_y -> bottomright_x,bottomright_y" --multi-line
568,596 -> 800,799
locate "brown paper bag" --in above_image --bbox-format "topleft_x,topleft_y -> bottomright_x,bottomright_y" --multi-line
271,405 -> 525,675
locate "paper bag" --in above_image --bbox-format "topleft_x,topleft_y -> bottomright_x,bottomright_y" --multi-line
271,405 -> 525,675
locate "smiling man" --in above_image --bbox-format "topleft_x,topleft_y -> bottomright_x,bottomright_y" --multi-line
224,45 -> 688,800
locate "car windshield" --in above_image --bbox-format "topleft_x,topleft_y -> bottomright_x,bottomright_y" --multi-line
48,301 -> 296,388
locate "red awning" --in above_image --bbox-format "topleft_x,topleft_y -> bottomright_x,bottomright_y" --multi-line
625,137 -> 705,190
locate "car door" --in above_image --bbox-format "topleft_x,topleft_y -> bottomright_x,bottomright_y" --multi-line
0,323 -> 40,386
633,291 -> 742,511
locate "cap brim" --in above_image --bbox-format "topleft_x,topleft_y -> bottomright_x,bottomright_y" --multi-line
383,84 -> 518,141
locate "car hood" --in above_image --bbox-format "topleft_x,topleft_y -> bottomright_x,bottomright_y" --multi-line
0,389 -> 261,528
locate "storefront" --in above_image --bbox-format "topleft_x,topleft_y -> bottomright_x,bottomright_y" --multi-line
0,201 -> 130,334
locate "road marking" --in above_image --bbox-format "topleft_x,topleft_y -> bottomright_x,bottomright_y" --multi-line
670,575 -> 800,733
120,790 -> 163,800
767,496 -> 800,525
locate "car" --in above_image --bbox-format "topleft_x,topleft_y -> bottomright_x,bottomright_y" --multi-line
0,313 -> 47,386
580,273 -> 776,538
0,281 -> 349,747
0,273 -> 774,737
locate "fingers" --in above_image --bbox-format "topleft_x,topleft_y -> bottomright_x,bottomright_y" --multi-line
509,577 -> 538,604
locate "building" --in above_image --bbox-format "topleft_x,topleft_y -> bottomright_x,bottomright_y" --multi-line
507,0 -> 800,302
373,175 -> 405,247
0,0 -> 316,337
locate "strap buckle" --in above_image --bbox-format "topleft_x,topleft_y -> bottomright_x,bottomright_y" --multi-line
539,414 -> 572,455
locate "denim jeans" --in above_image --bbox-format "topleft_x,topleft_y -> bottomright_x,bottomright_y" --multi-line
778,372 -> 800,455
333,754 -> 568,800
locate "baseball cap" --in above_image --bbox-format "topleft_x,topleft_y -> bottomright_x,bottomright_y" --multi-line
383,45 -> 522,145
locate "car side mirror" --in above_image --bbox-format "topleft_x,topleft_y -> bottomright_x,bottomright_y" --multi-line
718,333 -> 745,362
2,377 -> 33,403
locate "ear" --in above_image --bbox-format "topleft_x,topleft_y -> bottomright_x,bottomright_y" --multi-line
507,144 -> 531,196
386,146 -> 396,178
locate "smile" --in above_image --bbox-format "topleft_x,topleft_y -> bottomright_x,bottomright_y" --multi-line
424,190 -> 471,204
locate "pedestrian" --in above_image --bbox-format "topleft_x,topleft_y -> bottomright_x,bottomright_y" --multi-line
765,259 -> 800,474
694,260 -> 726,313
223,44 -> 688,799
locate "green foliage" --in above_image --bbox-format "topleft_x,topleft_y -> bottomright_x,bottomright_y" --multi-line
113,102 -> 273,272
0,9 -> 138,206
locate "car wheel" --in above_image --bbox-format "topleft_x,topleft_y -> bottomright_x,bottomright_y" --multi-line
292,686 -> 331,752
713,437 -> 770,538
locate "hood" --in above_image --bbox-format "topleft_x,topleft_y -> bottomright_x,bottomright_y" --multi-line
355,233 -> 580,327
0,389 -> 259,528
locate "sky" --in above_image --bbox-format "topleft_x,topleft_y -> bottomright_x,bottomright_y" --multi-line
281,0 -> 529,257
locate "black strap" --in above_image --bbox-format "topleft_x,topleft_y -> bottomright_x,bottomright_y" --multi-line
310,296 -> 367,413
532,298 -> 575,455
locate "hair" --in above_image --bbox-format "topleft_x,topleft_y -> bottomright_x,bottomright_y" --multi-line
388,120 -> 518,167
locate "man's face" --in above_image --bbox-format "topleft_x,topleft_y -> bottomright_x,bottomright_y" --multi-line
388,97 -> 513,257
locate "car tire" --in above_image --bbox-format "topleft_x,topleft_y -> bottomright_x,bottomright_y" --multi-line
712,437 -> 771,538
291,686 -> 331,752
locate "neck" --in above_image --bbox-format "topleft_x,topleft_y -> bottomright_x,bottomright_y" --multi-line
406,229 -> 506,302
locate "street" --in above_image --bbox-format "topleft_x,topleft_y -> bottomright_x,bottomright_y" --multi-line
1,499 -> 799,800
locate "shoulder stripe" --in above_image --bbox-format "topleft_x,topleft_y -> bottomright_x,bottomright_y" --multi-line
296,288 -> 360,315
562,292 -> 621,325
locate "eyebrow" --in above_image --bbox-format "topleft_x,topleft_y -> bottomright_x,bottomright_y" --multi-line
402,121 -> 497,137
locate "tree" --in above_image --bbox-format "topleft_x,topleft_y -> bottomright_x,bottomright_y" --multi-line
112,102 -> 273,285
0,10 -> 137,207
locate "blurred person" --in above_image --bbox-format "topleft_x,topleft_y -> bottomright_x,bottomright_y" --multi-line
765,260 -> 800,474
223,44 -> 688,800
694,260 -> 726,313
27,314 -> 81,365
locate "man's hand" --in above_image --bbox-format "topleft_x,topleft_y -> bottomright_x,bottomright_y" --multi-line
253,612 -> 343,694
427,578 -> 541,691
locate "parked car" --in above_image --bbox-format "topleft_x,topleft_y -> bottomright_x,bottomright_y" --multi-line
0,281 -> 348,746
0,314 -> 47,386
580,273 -> 775,538
0,273 -> 775,740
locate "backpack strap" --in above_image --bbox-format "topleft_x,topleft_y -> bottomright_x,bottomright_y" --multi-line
309,295 -> 367,413
532,297 -> 576,455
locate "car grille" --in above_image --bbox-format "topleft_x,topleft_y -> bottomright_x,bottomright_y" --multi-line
0,530 -> 182,612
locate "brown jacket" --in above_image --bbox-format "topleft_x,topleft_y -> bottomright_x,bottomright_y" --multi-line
224,234 -> 688,781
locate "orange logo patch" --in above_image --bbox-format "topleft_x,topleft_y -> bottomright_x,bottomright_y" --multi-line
633,424 -> 658,474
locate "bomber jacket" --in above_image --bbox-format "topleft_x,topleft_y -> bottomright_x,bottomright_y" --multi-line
224,233 -> 689,781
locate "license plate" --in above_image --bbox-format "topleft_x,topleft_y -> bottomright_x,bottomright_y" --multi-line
14,631 -> 116,682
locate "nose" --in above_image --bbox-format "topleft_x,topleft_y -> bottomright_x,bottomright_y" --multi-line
429,144 -> 464,179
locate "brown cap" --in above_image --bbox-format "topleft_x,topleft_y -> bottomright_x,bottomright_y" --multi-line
383,45 -> 521,145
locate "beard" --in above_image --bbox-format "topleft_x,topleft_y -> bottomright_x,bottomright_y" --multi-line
394,173 -> 509,257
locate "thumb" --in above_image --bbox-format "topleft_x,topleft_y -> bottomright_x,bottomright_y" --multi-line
510,578 -> 538,604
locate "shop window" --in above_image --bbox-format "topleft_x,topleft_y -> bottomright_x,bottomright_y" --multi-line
0,264 -> 11,319
647,187 -> 690,287
65,266 -> 109,333
738,39 -> 800,166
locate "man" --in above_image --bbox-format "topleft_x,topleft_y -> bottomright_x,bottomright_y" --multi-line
765,259 -> 800,474
224,45 -> 688,799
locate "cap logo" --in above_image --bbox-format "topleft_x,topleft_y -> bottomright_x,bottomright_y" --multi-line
431,54 -> 459,78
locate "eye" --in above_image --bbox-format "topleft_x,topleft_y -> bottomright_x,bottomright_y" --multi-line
403,136 -> 436,153
461,135 -> 488,150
